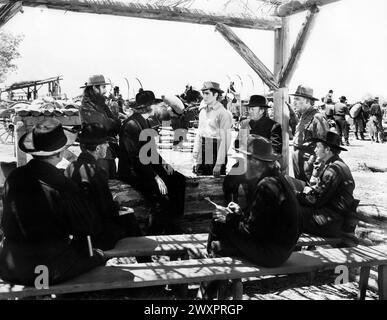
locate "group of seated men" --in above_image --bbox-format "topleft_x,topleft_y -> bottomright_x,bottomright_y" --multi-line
0,76 -> 358,295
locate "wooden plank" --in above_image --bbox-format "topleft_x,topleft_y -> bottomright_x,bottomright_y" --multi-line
2,245 -> 387,299
274,0 -> 341,17
278,7 -> 319,88
15,0 -> 282,30
215,23 -> 279,91
0,1 -> 22,28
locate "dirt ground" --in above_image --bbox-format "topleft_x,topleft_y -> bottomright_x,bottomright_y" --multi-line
0,128 -> 386,300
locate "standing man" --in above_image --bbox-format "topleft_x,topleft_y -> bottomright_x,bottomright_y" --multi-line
80,75 -> 121,178
0,119 -> 105,286
297,132 -> 359,237
370,97 -> 384,143
65,123 -> 143,250
333,96 -> 350,146
200,135 -> 300,299
118,89 -> 186,235
223,95 -> 282,204
193,81 -> 233,177
350,101 -> 366,140
291,85 -> 330,183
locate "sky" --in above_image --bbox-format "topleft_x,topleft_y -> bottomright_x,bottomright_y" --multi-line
1,0 -> 387,103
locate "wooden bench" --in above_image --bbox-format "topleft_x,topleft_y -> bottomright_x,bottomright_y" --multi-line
104,233 -> 342,259
1,244 -> 387,300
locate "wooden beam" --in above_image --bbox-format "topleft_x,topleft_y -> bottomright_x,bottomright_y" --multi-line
3,0 -> 282,30
215,23 -> 279,91
273,17 -> 290,175
278,6 -> 319,87
275,0 -> 341,17
0,1 -> 22,28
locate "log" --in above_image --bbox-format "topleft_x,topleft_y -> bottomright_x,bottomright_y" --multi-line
215,23 -> 279,91
278,6 -> 319,87
14,0 -> 282,30
274,0 -> 341,17
0,1 -> 22,28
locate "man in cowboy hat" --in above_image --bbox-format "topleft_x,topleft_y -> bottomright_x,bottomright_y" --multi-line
297,132 -> 359,237
65,123 -> 143,251
193,81 -> 233,177
118,89 -> 186,235
333,96 -> 350,146
80,74 -> 121,178
291,85 -> 329,183
223,95 -> 283,204
200,135 -> 300,299
0,118 -> 106,286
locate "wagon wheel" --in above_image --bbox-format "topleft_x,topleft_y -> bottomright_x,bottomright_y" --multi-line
0,118 -> 15,145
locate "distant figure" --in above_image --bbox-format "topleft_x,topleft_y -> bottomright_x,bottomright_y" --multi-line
324,89 -> 334,104
369,97 -> 384,143
291,85 -> 330,183
350,101 -> 366,140
333,96 -> 350,146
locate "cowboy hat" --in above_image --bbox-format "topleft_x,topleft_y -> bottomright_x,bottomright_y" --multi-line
80,75 -> 110,88
290,85 -> 319,101
77,123 -> 108,145
310,131 -> 348,151
244,95 -> 271,108
234,134 -> 281,162
18,118 -> 77,156
133,89 -> 162,109
201,81 -> 224,94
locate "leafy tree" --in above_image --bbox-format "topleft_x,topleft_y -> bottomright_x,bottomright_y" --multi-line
0,31 -> 24,82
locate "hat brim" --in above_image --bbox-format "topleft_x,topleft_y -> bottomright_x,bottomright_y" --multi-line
232,147 -> 281,162
310,138 -> 348,151
244,103 -> 271,108
19,128 -> 78,156
201,88 -> 224,94
80,82 -> 110,88
289,93 -> 319,101
133,98 -> 163,109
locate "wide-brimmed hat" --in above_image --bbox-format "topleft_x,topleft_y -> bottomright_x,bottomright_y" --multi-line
244,95 -> 271,108
162,95 -> 185,115
201,81 -> 224,94
290,85 -> 319,101
234,134 -> 281,162
77,123 -> 108,145
311,131 -> 348,151
339,96 -> 347,102
133,89 -> 162,109
80,75 -> 110,88
18,118 -> 77,156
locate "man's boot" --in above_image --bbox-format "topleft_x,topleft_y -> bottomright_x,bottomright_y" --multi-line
345,140 -> 350,146
360,132 -> 365,140
354,132 -> 359,140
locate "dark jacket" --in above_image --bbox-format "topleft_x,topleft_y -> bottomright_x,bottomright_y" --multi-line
0,160 -> 96,285
65,152 -> 127,250
298,155 -> 357,219
226,170 -> 300,247
118,112 -> 161,184
236,116 -> 283,155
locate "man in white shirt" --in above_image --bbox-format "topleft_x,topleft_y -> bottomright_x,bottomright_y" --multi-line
193,82 -> 233,177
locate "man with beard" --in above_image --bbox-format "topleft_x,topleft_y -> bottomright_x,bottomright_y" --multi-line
80,75 -> 121,178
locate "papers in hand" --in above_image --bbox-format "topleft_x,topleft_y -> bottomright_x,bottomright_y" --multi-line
119,207 -> 134,216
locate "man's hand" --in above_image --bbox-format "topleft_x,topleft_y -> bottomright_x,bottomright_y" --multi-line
227,202 -> 241,215
213,164 -> 222,177
313,214 -> 330,226
213,207 -> 230,224
155,175 -> 168,195
163,164 -> 174,176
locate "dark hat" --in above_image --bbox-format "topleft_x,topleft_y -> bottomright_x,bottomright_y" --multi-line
77,123 -> 108,145
80,75 -> 110,88
201,81 -> 224,94
244,95 -> 271,108
290,85 -> 319,101
234,134 -> 281,162
311,131 -> 348,151
339,96 -> 347,102
18,118 -> 77,156
134,89 -> 162,109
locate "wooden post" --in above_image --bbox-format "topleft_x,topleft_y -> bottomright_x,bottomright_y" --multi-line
273,18 -> 290,174
358,266 -> 370,300
14,119 -> 27,167
378,265 -> 387,300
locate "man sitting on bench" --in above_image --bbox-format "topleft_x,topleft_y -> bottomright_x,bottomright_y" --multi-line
297,131 -> 359,238
202,135 -> 300,298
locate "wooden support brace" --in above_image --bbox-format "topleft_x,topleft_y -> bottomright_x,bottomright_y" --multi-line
358,266 -> 370,300
275,0 -> 341,17
278,6 -> 319,88
215,23 -> 279,91
378,265 -> 387,300
0,1 -> 22,28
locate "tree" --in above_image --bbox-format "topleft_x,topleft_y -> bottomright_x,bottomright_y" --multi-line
0,31 -> 24,83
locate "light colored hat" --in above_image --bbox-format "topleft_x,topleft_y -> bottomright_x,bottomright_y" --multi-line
201,81 -> 224,94
80,75 -> 110,88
